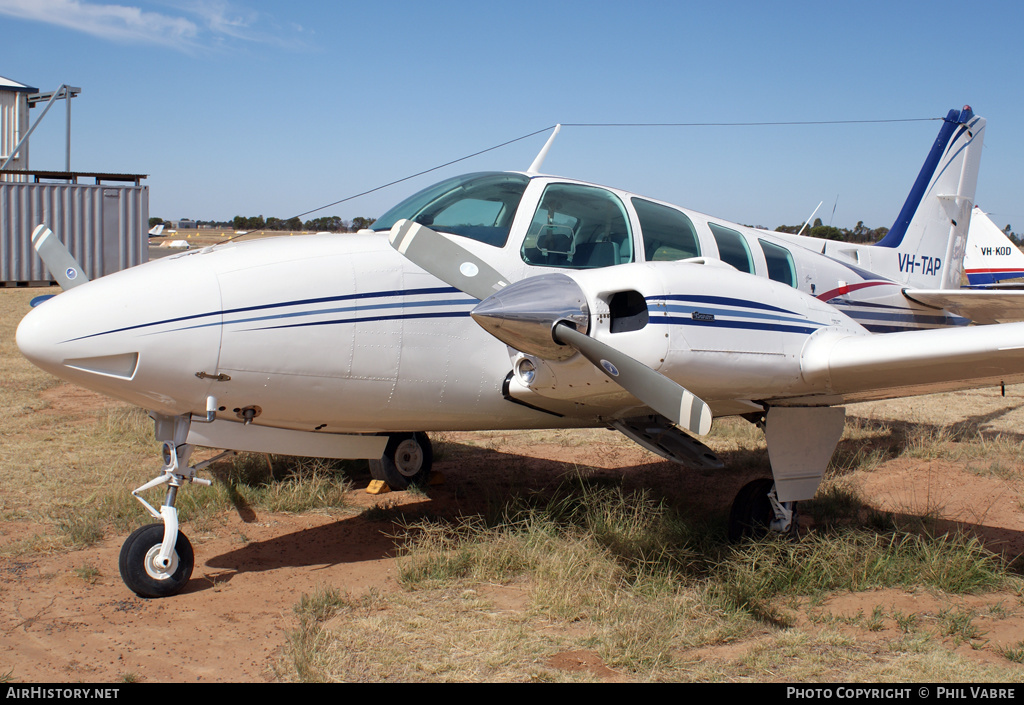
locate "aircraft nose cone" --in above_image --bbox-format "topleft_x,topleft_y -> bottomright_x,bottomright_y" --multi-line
16,254 -> 223,416
16,301 -> 59,373
470,273 -> 589,360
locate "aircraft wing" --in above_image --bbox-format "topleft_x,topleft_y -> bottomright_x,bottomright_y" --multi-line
903,289 -> 1024,324
784,321 -> 1024,405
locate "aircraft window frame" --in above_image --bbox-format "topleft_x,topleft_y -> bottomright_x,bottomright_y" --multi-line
709,223 -> 754,274
631,197 -> 701,261
521,183 -> 634,270
758,238 -> 797,288
371,172 -> 530,248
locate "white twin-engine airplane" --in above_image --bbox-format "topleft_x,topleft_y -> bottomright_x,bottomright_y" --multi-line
15,106 -> 1024,598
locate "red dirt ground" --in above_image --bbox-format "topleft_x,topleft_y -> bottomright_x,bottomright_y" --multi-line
3,387 -> 1024,682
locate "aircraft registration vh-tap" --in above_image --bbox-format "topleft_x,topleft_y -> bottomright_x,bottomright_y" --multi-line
15,105 -> 1024,598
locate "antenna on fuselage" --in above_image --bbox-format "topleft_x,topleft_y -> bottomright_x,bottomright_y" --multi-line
796,201 -> 823,237
527,124 -> 561,174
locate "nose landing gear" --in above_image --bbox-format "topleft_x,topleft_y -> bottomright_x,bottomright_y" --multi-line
119,522 -> 195,598
119,433 -> 232,598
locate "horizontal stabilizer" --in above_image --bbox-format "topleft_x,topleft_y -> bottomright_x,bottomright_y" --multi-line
903,289 -> 1024,324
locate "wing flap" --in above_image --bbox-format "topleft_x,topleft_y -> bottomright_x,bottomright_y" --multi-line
903,289 -> 1024,324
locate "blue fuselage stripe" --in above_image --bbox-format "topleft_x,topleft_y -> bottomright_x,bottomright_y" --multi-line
658,304 -> 815,327
648,294 -> 795,315
649,316 -> 819,335
63,286 -> 469,342
160,299 -> 473,335
245,310 -> 470,331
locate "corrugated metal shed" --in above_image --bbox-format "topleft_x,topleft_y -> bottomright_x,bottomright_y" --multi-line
1,177 -> 148,284
0,76 -> 36,177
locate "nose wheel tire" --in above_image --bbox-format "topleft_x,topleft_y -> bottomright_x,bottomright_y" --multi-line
118,523 -> 194,598
369,432 -> 433,490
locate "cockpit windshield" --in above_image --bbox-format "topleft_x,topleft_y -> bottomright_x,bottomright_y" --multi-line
372,172 -> 530,247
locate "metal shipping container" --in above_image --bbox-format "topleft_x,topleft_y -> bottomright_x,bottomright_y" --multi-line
0,180 -> 148,284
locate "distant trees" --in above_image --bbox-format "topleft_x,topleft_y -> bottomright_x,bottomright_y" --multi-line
350,217 -> 377,231
225,214 -> 378,232
304,216 -> 350,232
774,218 -> 889,243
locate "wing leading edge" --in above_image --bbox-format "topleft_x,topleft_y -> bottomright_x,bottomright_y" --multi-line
787,322 -> 1024,405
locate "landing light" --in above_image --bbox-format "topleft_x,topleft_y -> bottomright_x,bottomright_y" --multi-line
515,357 -> 537,385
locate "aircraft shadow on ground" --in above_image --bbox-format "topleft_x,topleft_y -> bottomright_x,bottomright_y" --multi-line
197,440 -> 757,590
830,404 -> 1024,480
844,403 -> 1024,451
196,411 -> 1024,593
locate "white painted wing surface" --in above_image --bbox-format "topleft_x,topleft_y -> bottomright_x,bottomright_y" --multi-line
796,322 -> 1024,403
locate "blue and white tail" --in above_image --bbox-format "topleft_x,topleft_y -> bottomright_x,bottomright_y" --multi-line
963,205 -> 1024,287
874,106 -> 985,289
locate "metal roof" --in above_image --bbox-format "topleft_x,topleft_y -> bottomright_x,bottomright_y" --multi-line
0,75 -> 38,93
1,170 -> 148,185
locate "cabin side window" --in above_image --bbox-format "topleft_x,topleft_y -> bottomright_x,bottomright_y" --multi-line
632,198 -> 701,261
758,238 -> 797,287
521,184 -> 634,269
709,223 -> 753,274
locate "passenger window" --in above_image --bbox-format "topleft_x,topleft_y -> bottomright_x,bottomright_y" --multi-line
632,198 -> 701,261
759,238 -> 797,287
709,223 -> 753,274
521,184 -> 633,269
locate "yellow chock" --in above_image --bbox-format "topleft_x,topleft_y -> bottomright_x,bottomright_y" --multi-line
366,479 -> 391,495
429,471 -> 444,486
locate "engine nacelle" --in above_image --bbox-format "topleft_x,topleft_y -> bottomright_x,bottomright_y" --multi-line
479,260 -> 866,415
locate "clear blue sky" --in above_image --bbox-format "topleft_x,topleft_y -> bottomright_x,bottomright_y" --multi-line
2,0 -> 1023,231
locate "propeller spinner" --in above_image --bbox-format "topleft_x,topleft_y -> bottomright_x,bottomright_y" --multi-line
388,220 -> 713,436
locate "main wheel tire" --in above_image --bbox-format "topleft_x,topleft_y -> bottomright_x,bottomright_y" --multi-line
369,432 -> 433,490
727,478 -> 777,542
118,523 -> 194,598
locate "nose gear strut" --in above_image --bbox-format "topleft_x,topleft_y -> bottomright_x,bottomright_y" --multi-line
119,412 -> 234,598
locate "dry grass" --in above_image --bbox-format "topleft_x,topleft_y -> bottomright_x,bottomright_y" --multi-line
282,482 -> 1024,682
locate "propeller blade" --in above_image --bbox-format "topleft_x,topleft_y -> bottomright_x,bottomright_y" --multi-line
386,222 -> 712,435
553,323 -> 713,436
31,225 -> 89,291
388,220 -> 511,301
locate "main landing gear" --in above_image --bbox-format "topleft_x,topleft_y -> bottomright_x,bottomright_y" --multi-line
727,478 -> 799,542
119,436 -> 231,598
368,432 -> 433,490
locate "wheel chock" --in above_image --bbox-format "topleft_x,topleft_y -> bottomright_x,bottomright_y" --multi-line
366,479 -> 392,495
429,471 -> 444,486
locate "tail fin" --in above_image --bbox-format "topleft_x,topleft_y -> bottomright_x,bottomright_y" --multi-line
875,106 -> 985,289
963,205 -> 1024,286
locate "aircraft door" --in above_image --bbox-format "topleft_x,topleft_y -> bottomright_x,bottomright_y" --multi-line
520,183 -> 635,271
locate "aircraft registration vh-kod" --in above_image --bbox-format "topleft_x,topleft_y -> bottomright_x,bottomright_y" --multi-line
16,105 -> 1024,598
